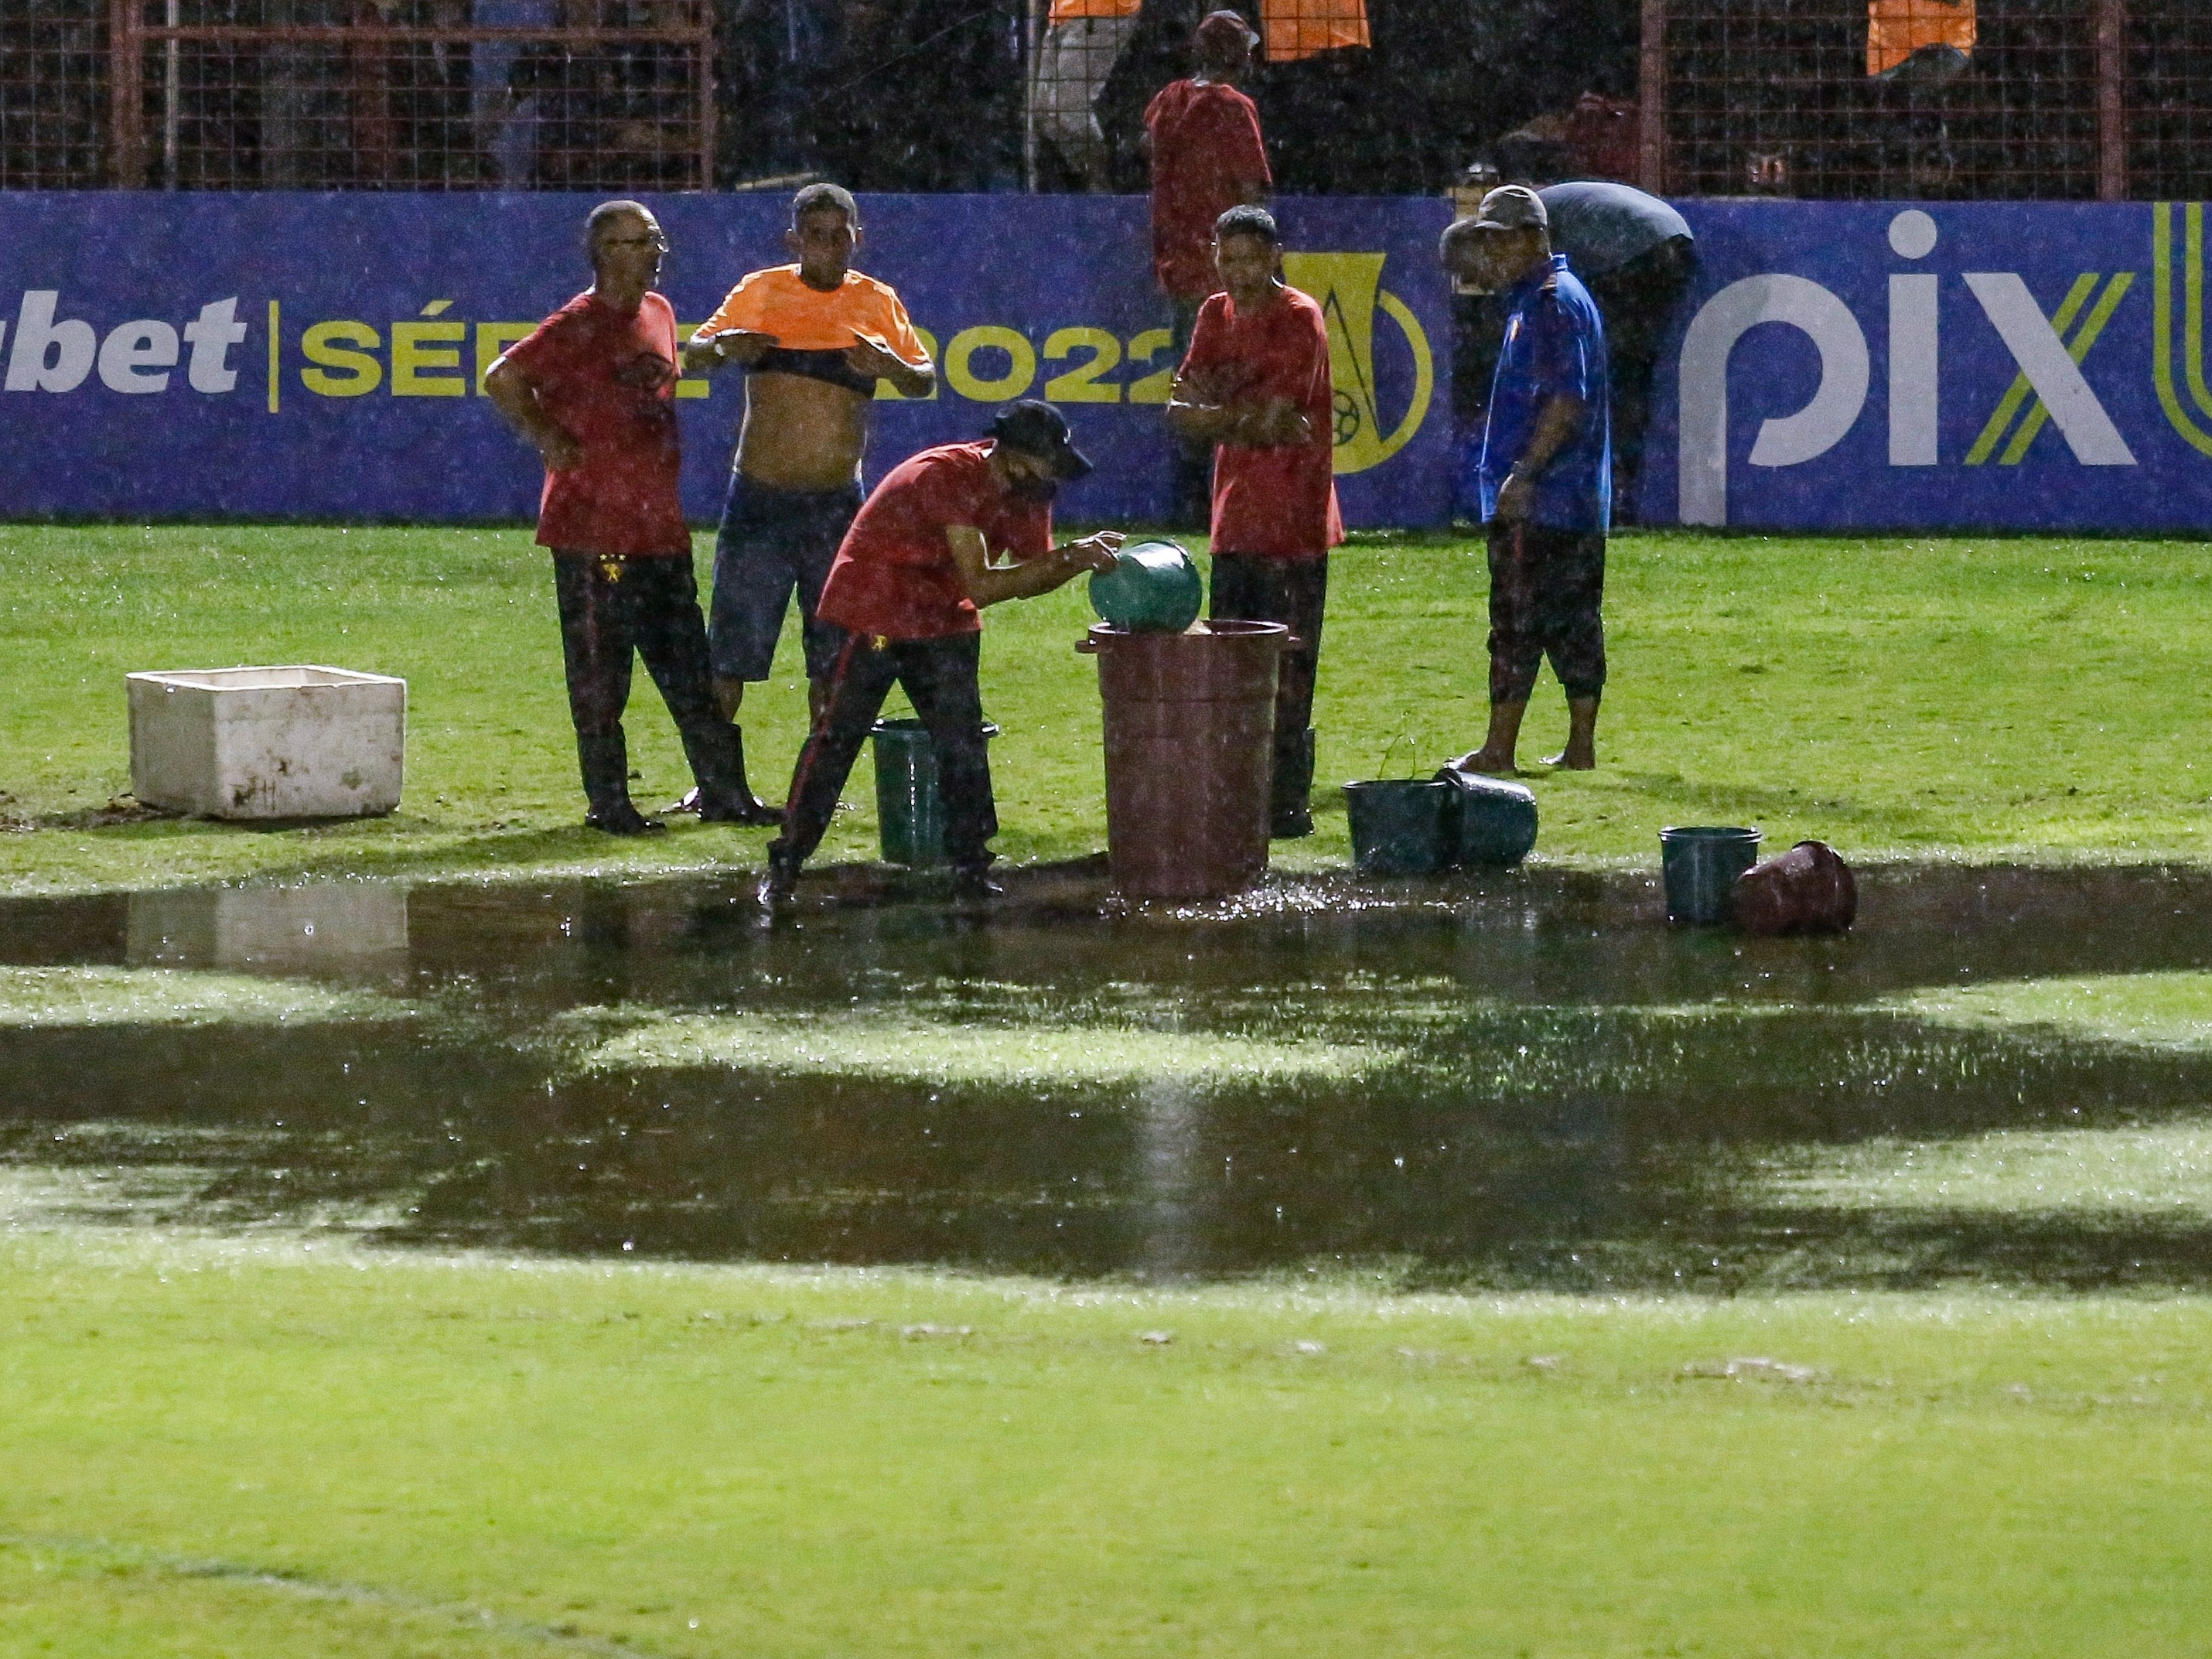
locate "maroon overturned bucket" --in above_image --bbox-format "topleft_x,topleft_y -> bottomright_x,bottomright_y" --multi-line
1732,840 -> 1858,935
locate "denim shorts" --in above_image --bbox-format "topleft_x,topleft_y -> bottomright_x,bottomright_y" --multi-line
705,473 -> 863,682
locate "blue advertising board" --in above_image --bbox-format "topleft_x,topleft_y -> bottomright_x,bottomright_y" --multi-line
0,191 -> 1454,528
14,189 -> 2212,534
1651,198 -> 2212,533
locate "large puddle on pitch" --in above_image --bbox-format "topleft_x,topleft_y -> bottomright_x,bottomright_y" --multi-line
6,863 -> 2212,1291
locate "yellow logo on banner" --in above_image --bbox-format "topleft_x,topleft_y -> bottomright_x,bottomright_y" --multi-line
1282,251 -> 1433,476
2154,201 -> 2212,457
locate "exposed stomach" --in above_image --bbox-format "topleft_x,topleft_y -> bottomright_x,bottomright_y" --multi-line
735,373 -> 872,491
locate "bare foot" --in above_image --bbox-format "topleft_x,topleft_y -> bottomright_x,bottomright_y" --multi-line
1452,747 -> 1519,776
1543,747 -> 1596,770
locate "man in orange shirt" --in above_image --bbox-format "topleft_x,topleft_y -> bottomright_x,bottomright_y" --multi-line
678,183 -> 935,821
1036,0 -> 1142,190
1166,204 -> 1342,839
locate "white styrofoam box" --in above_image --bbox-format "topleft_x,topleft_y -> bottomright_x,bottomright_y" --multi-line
127,665 -> 405,820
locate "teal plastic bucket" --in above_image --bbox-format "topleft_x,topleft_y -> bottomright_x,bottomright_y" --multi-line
1659,825 -> 1763,924
870,718 -> 998,867
1088,538 -> 1203,633
1435,769 -> 1538,867
1343,780 -> 1456,876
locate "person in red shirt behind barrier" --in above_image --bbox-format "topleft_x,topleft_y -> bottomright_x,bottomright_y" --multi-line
1145,9 -> 1271,526
759,403 -> 1121,909
485,200 -> 756,835
1167,204 -> 1343,839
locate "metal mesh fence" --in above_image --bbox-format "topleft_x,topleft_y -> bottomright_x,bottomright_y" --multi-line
6,0 -> 2212,197
1,0 -> 111,187
1026,0 -> 1381,193
1650,0 -> 2212,201
0,0 -> 714,189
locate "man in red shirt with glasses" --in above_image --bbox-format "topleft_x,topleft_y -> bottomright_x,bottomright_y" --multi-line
485,200 -> 756,835
1167,203 -> 1342,839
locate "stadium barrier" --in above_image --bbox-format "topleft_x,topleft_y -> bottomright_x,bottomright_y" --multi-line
8,189 -> 2212,533
0,190 -> 1451,527
1657,196 -> 2212,532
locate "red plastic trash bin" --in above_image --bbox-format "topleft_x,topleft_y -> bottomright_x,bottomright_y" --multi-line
1078,621 -> 1293,900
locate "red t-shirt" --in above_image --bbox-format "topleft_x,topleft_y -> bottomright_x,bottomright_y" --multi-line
502,290 -> 689,557
1182,285 -> 1343,558
1145,79 -> 1272,301
817,442 -> 1052,640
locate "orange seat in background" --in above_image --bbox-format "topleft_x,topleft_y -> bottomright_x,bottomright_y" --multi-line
1261,0 -> 1369,63
1046,0 -> 1139,21
1867,0 -> 1976,77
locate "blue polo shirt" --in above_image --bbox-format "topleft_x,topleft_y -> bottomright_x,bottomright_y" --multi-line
1472,253 -> 1612,532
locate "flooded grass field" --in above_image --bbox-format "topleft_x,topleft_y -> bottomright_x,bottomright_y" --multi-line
8,862 -> 2211,1295
10,864 -> 2212,1657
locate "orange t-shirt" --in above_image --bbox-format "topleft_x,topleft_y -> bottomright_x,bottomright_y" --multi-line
695,265 -> 927,394
1048,0 -> 1138,22
1261,0 -> 1368,62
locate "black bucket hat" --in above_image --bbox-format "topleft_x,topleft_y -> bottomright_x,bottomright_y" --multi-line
988,400 -> 1094,482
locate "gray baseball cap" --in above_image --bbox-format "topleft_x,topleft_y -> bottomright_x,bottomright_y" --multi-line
1468,184 -> 1548,232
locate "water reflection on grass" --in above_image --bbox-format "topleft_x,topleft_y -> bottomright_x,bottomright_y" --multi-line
568,1007 -> 1394,1090
4,865 -> 2212,1292
1886,970 -> 2212,1049
1762,1124 -> 2212,1217
0,965 -> 411,1028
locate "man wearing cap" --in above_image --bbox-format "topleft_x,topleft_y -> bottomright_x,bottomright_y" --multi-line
1144,9 -> 1271,527
1439,185 -> 1613,774
760,403 -> 1122,906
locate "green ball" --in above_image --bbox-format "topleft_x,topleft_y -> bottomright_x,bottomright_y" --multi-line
1088,538 -> 1203,633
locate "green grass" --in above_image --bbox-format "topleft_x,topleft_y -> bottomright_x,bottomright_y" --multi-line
0,966 -> 411,1029
568,1005 -> 1391,1087
5,1197 -> 2212,1658
1892,970 -> 2212,1049
6,524 -> 2212,894
1764,1124 -> 2212,1218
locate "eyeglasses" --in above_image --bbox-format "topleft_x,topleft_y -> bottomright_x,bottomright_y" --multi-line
600,234 -> 669,253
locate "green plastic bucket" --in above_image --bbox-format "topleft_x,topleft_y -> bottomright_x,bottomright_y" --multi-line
1088,538 -> 1203,633
870,718 -> 999,867
1659,825 -> 1763,924
1435,768 -> 1538,867
1343,779 -> 1456,876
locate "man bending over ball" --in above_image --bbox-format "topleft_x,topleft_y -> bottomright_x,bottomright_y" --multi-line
484,200 -> 756,835
760,402 -> 1120,909
1166,204 -> 1342,838
678,183 -> 937,821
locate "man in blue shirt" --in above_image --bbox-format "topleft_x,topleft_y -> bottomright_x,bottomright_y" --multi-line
1440,186 -> 1612,773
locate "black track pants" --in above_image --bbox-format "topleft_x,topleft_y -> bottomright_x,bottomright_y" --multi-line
770,631 -> 997,872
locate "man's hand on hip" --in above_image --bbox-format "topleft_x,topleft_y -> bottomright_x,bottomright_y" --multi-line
1494,471 -> 1536,523
538,428 -> 582,472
